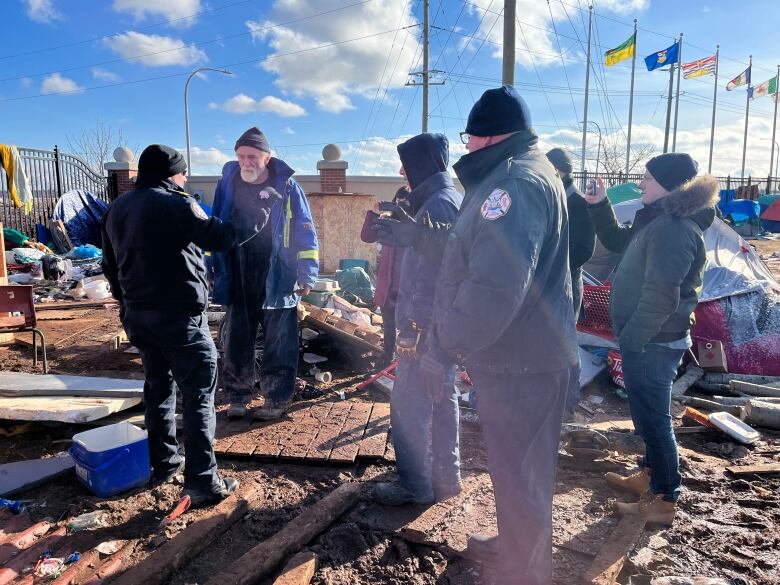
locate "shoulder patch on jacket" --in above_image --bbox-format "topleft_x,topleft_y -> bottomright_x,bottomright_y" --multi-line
191,202 -> 208,220
481,189 -> 511,220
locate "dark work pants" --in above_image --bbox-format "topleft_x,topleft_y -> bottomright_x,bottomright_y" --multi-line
382,301 -> 397,364
221,302 -> 299,405
123,308 -> 219,491
470,366 -> 573,585
391,356 -> 460,500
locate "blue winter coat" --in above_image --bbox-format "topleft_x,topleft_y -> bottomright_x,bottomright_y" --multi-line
394,133 -> 463,340
210,158 -> 319,309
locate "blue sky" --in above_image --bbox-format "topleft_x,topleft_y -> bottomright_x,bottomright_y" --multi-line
2,0 -> 779,177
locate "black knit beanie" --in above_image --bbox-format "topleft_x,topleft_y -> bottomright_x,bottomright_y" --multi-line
645,153 -> 698,192
465,85 -> 532,137
235,127 -> 271,153
546,148 -> 573,175
137,144 -> 187,181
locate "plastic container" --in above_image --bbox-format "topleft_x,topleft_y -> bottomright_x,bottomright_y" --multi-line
69,422 -> 151,497
83,278 -> 112,301
313,278 -> 340,292
709,411 -> 760,444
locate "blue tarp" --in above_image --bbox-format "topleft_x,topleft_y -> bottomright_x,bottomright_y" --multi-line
51,190 -> 109,248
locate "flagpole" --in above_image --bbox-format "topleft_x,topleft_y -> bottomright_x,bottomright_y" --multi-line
580,5 -> 593,187
770,64 -> 780,191
741,55 -> 752,179
663,46 -> 676,153
625,19 -> 637,174
708,46 -> 720,174
672,33 -> 684,152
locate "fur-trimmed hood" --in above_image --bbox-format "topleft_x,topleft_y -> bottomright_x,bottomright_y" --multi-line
660,174 -> 719,218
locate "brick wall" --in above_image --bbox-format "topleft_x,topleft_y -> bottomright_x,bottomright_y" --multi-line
319,167 -> 346,193
108,169 -> 137,196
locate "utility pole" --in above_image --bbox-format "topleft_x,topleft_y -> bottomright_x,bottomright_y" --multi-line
741,55 -> 753,179
580,5 -> 593,184
663,56 -> 675,153
503,0 -> 516,84
624,19 -> 637,174
406,0 -> 443,133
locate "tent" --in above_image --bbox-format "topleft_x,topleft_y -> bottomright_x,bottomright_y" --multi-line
51,189 -> 109,248
580,197 -> 780,375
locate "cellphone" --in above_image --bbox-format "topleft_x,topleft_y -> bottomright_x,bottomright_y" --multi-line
588,179 -> 597,193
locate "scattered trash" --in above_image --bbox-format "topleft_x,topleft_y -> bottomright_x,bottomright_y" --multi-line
708,412 -> 760,444
312,369 -> 332,384
303,353 -> 328,364
586,395 -> 604,405
35,557 -> 65,578
159,495 -> 191,528
96,540 -> 124,555
301,327 -> 319,341
0,498 -> 25,514
67,510 -> 107,532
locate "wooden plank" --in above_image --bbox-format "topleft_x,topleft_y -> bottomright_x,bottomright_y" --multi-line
0,452 -> 74,497
328,401 -> 373,464
304,401 -> 353,462
726,463 -> 780,476
279,402 -> 334,461
273,551 -> 318,585
112,483 -> 264,585
583,516 -> 646,585
357,403 -> 390,459
0,372 -> 144,398
35,300 -> 118,311
204,483 -> 360,585
0,396 -> 142,423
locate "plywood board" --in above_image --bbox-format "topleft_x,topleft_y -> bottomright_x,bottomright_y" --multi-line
0,372 -> 144,398
0,396 -> 142,423
0,452 -> 74,497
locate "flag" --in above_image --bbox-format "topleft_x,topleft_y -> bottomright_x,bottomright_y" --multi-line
751,76 -> 778,98
682,55 -> 717,79
726,66 -> 751,91
605,33 -> 636,67
644,42 -> 680,71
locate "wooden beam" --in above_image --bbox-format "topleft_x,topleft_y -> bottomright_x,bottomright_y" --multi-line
111,483 -> 264,585
204,482 -> 360,585
272,552 -> 318,585
582,516 -> 646,585
725,463 -> 780,476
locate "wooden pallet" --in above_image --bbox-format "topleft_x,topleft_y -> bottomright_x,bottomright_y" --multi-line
215,399 -> 392,464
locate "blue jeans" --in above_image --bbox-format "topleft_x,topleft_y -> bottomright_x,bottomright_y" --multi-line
470,367 -> 573,585
122,308 -> 220,491
621,344 -> 685,502
390,356 -> 460,500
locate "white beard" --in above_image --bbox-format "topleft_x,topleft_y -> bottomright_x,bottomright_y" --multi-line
240,168 -> 260,183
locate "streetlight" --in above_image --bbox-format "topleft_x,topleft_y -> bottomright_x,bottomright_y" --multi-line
580,120 -> 604,175
184,67 -> 232,175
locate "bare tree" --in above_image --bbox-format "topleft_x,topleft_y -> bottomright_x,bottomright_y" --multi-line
595,137 -> 657,176
66,120 -> 128,176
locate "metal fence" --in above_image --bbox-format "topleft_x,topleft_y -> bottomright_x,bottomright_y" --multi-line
573,171 -> 780,200
0,146 -> 114,239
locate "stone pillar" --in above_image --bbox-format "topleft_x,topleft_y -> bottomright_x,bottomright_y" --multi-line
104,147 -> 138,198
316,144 -> 348,193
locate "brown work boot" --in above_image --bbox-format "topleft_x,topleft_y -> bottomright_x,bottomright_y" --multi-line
464,533 -> 499,562
605,467 -> 650,496
615,492 -> 676,527
226,403 -> 247,419
252,399 -> 291,421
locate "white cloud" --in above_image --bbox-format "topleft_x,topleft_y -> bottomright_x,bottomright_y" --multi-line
41,73 -> 84,95
19,78 -> 33,89
464,0 -> 649,69
208,94 -> 307,117
103,31 -> 207,67
188,147 -> 231,174
282,126 -> 295,135
248,0 -> 421,113
91,67 -> 121,82
112,0 -> 201,27
24,0 -> 61,23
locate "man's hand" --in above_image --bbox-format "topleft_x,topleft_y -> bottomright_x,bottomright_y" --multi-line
395,322 -> 421,359
375,202 -> 429,248
259,186 -> 283,206
419,346 -> 453,402
295,283 -> 311,296
582,176 -> 607,205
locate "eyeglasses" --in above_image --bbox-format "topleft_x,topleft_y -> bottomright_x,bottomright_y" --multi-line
459,132 -> 470,145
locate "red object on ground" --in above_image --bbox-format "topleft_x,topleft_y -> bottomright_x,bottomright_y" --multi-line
356,361 -> 397,391
159,495 -> 191,528
682,407 -> 716,429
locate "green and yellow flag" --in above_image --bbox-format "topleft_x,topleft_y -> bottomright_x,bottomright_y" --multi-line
604,33 -> 636,67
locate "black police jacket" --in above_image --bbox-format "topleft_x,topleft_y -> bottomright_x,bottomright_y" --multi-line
101,180 -> 236,314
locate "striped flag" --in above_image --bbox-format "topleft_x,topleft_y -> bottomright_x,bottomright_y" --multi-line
726,66 -> 751,91
682,55 -> 717,79
751,76 -> 778,99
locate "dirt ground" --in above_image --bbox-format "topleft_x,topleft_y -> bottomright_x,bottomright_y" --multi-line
1,236 -> 779,584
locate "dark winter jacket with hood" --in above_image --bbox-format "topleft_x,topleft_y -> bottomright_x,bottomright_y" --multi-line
394,134 -> 462,342
587,175 -> 719,351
